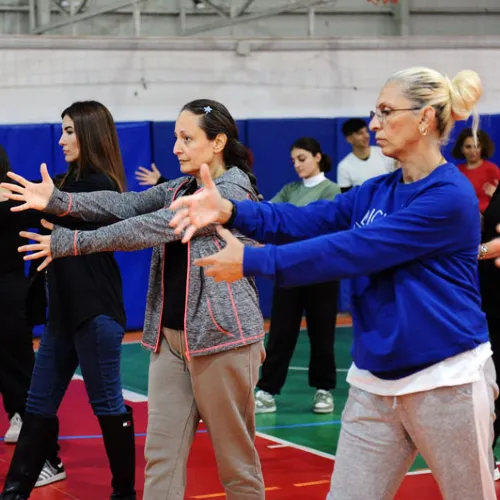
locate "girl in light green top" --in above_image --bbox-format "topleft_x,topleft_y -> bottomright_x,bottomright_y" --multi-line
255,137 -> 341,415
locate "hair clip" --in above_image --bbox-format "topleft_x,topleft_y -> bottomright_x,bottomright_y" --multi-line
203,106 -> 213,114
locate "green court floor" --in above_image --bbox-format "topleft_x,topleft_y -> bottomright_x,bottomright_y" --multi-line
118,325 -> 471,472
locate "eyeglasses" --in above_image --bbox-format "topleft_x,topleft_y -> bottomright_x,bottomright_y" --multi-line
369,107 -> 421,123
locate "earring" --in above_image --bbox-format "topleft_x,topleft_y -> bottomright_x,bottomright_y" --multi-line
419,125 -> 428,136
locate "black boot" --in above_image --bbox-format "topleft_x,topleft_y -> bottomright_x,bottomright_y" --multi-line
0,413 -> 59,500
97,405 -> 136,500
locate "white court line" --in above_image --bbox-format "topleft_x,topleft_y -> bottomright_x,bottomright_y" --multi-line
290,367 -> 348,372
256,431 -> 336,461
71,372 -> 433,476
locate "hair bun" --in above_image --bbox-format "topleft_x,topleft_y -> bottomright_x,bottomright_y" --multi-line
448,70 -> 482,121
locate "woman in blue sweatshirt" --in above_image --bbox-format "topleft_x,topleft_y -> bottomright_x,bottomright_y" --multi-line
167,67 -> 496,499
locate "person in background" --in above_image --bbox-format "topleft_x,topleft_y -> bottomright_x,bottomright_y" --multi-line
337,118 -> 394,192
255,137 -> 340,415
134,163 -> 167,186
0,145 -> 66,489
476,178 -> 500,480
0,101 -> 135,500
0,145 -> 35,444
452,128 -> 500,213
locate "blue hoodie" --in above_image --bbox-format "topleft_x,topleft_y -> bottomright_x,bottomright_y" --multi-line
233,163 -> 489,377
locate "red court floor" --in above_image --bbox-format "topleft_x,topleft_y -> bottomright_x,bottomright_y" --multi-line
1,379 -> 494,499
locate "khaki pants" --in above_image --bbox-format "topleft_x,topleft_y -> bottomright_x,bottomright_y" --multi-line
144,328 -> 266,500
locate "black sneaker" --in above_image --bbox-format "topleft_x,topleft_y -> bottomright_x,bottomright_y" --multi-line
34,459 -> 67,488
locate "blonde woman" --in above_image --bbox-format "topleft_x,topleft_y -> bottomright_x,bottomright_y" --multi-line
169,68 -> 496,499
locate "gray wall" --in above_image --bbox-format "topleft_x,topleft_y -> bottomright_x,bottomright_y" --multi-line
1,0 -> 500,37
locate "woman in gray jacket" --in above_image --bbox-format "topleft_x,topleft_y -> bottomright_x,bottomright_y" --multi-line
3,99 -> 266,500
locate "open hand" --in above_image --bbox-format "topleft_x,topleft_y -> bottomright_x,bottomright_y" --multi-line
484,180 -> 499,198
19,219 -> 54,271
0,163 -> 54,212
135,163 -> 161,186
194,227 -> 244,282
169,164 -> 231,243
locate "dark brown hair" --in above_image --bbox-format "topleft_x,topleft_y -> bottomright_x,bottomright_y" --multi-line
451,127 -> 495,160
291,137 -> 332,173
181,99 -> 260,198
0,145 -> 10,183
60,101 -> 126,192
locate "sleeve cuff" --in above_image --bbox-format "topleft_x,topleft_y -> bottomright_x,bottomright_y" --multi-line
243,245 -> 277,280
50,226 -> 76,259
45,188 -> 71,215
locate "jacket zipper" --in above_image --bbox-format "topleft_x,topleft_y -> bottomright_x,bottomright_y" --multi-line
154,179 -> 190,354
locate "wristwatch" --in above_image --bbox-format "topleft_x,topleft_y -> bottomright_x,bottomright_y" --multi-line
478,244 -> 488,260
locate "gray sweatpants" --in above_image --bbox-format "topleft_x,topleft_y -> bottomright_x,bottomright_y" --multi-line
327,357 -> 498,500
143,328 -> 266,500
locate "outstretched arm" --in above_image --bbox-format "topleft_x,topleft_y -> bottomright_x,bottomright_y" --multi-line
228,194 -> 356,245
1,163 -> 169,224
46,182 -> 168,224
195,185 -> 476,287
243,186 -> 472,286
169,164 -> 357,243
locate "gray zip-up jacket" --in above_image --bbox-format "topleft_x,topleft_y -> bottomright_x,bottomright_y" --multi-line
44,168 -> 265,357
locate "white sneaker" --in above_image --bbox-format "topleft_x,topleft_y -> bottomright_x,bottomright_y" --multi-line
313,390 -> 334,414
35,460 -> 67,488
255,390 -> 277,414
4,413 -> 22,444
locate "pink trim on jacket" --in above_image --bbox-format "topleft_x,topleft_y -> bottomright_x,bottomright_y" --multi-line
59,193 -> 73,217
73,231 -> 79,256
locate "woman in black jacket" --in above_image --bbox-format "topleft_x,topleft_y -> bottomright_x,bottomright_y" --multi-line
0,146 -> 65,488
0,101 -> 135,500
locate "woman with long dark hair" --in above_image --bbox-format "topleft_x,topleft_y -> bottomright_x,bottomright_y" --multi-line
0,101 -> 135,500
2,99 -> 266,499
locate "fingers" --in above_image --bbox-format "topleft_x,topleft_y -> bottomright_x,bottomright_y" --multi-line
169,207 -> 189,229
18,243 -> 47,253
136,166 -> 149,174
152,163 -> 159,173
0,182 -> 25,195
40,163 -> 51,183
182,225 -> 197,244
216,226 -> 234,242
10,202 -> 31,212
194,255 -> 216,268
40,219 -> 54,230
6,171 -> 29,186
169,196 -> 193,212
200,164 -> 215,190
23,250 -> 50,261
19,230 -> 43,241
37,257 -> 53,272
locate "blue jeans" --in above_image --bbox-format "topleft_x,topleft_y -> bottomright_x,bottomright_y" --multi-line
26,315 -> 126,417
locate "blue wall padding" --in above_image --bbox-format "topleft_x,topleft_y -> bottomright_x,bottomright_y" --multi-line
8,113 -> 500,333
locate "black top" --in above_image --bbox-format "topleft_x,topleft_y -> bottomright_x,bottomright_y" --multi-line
479,187 -> 500,318
40,169 -> 126,333
0,197 -> 40,333
162,181 -> 197,331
